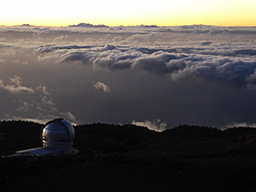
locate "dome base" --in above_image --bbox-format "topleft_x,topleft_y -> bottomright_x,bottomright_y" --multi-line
7,146 -> 78,157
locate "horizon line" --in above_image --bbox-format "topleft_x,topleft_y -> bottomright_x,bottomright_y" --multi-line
1,23 -> 256,28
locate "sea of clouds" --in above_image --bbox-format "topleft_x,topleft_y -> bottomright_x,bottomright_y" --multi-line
0,24 -> 256,130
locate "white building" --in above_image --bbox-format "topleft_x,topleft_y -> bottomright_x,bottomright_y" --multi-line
7,118 -> 78,157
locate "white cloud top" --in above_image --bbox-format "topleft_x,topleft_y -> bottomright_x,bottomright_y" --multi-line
0,76 -> 35,94
94,82 -> 112,93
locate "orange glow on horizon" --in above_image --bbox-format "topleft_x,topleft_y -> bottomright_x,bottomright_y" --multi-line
0,0 -> 255,27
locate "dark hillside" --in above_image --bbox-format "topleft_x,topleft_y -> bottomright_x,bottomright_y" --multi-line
163,124 -> 221,138
75,123 -> 159,153
0,121 -> 42,154
1,121 -> 256,191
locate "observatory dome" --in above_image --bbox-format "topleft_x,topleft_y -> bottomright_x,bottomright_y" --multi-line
42,118 -> 75,148
6,118 -> 77,158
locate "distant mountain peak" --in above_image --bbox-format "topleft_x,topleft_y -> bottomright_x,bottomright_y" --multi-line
69,23 -> 109,28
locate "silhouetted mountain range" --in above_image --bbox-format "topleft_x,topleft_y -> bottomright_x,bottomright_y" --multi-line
1,121 -> 256,191
68,23 -> 109,28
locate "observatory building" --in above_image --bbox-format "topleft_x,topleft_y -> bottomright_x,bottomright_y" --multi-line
8,118 -> 78,157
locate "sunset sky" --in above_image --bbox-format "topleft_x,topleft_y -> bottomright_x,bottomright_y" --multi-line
1,0 -> 256,26
0,1 -> 256,130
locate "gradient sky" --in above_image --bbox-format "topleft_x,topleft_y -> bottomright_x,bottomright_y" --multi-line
1,0 -> 256,26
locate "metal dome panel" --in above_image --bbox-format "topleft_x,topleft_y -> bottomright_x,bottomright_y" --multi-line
42,118 -> 75,148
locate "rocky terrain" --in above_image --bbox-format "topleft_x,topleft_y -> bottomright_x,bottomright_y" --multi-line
1,121 -> 256,191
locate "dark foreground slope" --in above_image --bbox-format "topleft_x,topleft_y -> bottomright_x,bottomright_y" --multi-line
1,122 -> 256,192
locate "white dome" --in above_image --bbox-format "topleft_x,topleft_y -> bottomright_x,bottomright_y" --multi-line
42,118 -> 75,148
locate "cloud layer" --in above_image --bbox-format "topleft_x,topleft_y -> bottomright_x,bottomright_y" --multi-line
0,25 -> 256,128
37,43 -> 256,89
